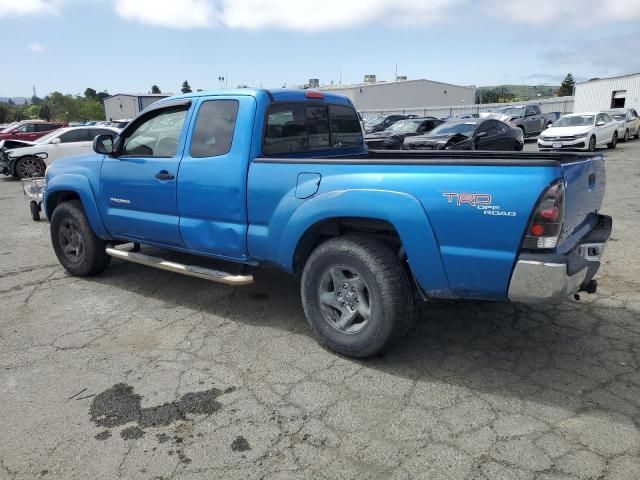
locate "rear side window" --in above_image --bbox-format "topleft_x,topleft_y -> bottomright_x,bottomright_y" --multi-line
330,105 -> 363,148
59,129 -> 90,143
264,103 -> 362,155
190,100 -> 239,157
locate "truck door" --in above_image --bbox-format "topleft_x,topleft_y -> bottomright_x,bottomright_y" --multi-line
177,96 -> 255,260
99,100 -> 192,247
525,105 -> 542,134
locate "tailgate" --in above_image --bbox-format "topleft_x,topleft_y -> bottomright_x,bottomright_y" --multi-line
558,154 -> 606,252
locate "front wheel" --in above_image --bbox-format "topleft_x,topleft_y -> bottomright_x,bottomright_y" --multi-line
607,131 -> 618,149
50,200 -> 111,276
15,156 -> 46,179
588,136 -> 596,152
301,235 -> 414,358
622,129 -> 629,142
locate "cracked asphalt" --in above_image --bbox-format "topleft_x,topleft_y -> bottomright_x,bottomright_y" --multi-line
1,140 -> 640,480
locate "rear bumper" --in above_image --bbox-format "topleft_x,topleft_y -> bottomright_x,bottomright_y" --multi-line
508,215 -> 611,303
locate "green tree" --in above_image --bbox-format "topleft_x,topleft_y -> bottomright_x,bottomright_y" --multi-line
84,88 -> 98,101
0,103 -> 10,123
39,103 -> 52,121
27,104 -> 40,118
558,73 -> 575,97
181,80 -> 192,94
151,85 -> 161,94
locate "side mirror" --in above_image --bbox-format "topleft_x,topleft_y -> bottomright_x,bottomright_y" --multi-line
51,138 -> 61,145
93,134 -> 114,155
476,131 -> 488,138
596,121 -> 605,126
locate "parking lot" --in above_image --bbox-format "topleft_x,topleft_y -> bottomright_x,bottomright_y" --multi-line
0,141 -> 639,480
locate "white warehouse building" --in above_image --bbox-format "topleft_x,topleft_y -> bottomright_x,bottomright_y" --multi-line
103,93 -> 170,121
573,73 -> 640,112
319,77 -> 476,111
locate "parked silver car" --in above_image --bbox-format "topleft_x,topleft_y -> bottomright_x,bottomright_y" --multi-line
606,108 -> 640,141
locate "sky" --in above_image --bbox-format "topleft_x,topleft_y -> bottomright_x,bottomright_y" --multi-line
2,0 -> 640,97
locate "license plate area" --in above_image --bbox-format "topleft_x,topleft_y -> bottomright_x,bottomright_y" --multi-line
553,142 -> 563,149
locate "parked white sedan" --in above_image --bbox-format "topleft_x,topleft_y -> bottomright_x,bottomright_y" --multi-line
538,112 -> 619,152
1,126 -> 120,178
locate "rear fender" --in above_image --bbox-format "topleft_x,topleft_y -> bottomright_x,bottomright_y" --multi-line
274,189 -> 452,297
44,174 -> 110,239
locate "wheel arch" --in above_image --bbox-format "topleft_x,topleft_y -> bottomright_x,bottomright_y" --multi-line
44,174 -> 110,239
271,189 -> 452,297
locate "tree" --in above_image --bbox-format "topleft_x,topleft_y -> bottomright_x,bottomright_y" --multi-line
558,73 -> 575,97
181,80 -> 192,94
0,103 -> 10,123
84,88 -> 98,101
31,95 -> 42,105
7,99 -> 15,106
39,103 -> 52,121
151,85 -> 161,94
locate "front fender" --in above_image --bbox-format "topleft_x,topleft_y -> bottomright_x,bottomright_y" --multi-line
44,174 -> 110,239
271,189 -> 452,297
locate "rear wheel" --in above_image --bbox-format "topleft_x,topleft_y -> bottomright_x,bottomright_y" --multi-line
635,128 -> 640,140
607,131 -> 618,149
588,136 -> 596,152
50,200 -> 111,276
15,156 -> 46,179
301,235 -> 414,358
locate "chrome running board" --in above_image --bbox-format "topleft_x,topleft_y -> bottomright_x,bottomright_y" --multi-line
105,247 -> 254,286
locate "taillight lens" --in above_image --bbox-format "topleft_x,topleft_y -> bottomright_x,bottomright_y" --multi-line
522,181 -> 565,250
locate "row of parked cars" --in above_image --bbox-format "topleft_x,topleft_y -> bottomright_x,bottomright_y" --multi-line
363,106 -> 640,153
0,120 -> 122,178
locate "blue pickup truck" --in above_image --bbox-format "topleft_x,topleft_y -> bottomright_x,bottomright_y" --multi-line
43,89 -> 611,358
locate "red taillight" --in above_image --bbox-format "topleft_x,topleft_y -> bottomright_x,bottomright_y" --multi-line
305,90 -> 324,99
522,181 -> 565,250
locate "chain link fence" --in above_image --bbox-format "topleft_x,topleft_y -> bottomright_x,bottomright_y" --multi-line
359,96 -> 575,120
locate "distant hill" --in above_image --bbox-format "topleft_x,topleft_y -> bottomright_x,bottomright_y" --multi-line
0,97 -> 29,105
476,85 -> 560,102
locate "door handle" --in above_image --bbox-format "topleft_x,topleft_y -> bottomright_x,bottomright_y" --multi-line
155,170 -> 175,180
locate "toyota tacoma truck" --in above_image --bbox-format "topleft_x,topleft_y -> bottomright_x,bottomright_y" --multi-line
43,89 -> 611,358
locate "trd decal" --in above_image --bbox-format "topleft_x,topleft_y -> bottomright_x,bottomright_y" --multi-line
443,192 -> 516,217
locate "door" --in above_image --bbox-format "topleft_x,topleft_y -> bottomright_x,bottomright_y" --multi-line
46,129 -> 92,163
524,105 -> 543,133
99,101 -> 192,247
595,113 -> 614,145
177,96 -> 254,259
12,123 -> 39,141
475,120 -> 504,150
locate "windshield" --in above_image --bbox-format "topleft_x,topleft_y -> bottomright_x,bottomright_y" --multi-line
365,116 -> 386,126
387,119 -> 422,133
497,107 -> 524,117
553,115 -> 595,128
34,130 -> 62,144
429,122 -> 477,137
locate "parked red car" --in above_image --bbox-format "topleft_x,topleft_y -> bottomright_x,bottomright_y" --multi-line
0,120 -> 67,141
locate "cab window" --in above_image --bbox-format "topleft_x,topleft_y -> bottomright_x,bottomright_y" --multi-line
190,100 -> 239,158
121,107 -> 188,157
60,129 -> 90,143
264,103 -> 363,155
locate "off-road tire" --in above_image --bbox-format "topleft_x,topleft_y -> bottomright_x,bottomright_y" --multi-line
301,235 -> 414,358
50,200 -> 111,276
15,156 -> 46,179
607,131 -> 618,149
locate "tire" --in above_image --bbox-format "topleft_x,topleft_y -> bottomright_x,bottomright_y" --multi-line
50,200 -> 111,276
588,136 -> 596,152
635,129 -> 640,140
15,156 -> 46,179
301,235 -> 414,358
607,131 -> 618,149
519,126 -> 526,140
30,201 -> 40,221
622,129 -> 629,142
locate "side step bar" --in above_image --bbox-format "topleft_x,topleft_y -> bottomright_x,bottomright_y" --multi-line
105,247 -> 254,286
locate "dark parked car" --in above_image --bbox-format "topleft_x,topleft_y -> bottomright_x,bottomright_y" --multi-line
365,117 -> 444,149
363,114 -> 410,133
402,118 -> 524,151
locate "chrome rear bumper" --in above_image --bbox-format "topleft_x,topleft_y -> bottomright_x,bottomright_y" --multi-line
508,215 -> 611,303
